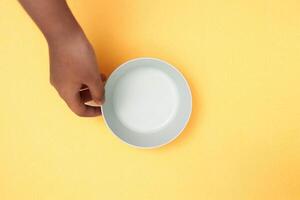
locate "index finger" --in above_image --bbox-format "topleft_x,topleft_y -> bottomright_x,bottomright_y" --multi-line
63,90 -> 101,117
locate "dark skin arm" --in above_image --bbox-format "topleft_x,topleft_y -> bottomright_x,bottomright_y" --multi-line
18,0 -> 105,117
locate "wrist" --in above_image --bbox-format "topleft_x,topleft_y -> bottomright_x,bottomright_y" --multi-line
47,29 -> 91,50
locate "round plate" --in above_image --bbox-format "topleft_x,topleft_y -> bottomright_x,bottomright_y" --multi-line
102,58 -> 192,148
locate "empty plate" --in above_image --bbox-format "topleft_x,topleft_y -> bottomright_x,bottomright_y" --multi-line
102,58 -> 192,148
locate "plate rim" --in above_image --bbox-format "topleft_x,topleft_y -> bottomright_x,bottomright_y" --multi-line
101,57 -> 193,149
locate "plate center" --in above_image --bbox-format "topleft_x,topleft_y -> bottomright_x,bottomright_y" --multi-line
112,67 -> 179,134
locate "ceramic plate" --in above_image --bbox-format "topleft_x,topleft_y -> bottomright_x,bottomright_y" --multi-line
102,58 -> 192,148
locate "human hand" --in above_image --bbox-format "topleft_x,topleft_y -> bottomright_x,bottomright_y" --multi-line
48,33 -> 105,117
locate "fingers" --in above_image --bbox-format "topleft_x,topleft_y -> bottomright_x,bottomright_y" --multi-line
63,90 -> 101,117
86,75 -> 105,105
80,88 -> 101,107
80,74 -> 107,107
54,73 -> 107,117
80,88 -> 92,102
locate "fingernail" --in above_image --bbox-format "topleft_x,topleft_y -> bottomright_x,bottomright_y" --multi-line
85,100 -> 101,107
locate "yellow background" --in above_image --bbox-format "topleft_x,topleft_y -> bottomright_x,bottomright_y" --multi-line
1,0 -> 300,199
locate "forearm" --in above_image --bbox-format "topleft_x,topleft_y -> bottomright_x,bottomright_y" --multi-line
18,0 -> 84,45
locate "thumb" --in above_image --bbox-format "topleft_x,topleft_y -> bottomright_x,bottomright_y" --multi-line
87,77 -> 105,105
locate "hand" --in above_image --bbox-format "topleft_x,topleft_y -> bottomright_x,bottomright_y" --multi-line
48,33 -> 105,117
